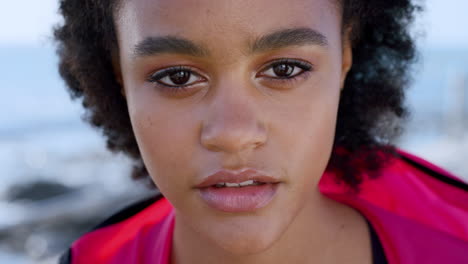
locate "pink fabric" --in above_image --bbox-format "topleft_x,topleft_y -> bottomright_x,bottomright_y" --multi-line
71,198 -> 174,264
71,150 -> 468,263
319,150 -> 468,263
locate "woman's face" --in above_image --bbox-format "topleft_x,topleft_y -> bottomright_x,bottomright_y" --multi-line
116,0 -> 351,255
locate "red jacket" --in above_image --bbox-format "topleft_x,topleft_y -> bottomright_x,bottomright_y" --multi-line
60,150 -> 468,263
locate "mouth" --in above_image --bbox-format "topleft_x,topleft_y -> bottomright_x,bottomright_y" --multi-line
213,180 -> 264,188
196,169 -> 280,213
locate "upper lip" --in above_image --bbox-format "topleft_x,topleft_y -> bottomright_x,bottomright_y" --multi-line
195,169 -> 280,188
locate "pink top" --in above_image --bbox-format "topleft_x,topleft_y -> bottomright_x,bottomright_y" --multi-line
71,197 -> 175,263
68,150 -> 468,263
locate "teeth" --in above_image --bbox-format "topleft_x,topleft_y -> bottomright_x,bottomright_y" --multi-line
215,180 -> 260,188
239,180 -> 254,187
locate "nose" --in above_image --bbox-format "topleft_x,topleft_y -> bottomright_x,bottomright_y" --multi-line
200,88 -> 267,154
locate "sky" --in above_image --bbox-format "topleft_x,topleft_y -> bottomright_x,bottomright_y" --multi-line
0,0 -> 467,48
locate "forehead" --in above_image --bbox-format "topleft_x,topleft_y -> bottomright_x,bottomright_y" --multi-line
115,0 -> 342,56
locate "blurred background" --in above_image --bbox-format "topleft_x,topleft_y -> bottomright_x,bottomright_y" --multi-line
0,0 -> 467,263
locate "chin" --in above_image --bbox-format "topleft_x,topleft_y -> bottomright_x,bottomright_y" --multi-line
200,216 -> 286,256
214,230 -> 278,256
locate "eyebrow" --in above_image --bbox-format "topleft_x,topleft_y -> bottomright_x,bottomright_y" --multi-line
133,36 -> 210,58
250,27 -> 328,53
132,27 -> 328,58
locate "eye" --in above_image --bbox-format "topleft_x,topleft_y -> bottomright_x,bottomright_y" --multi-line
147,66 -> 205,88
258,59 -> 312,79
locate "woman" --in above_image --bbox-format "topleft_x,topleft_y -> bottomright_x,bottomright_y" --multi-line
54,0 -> 468,263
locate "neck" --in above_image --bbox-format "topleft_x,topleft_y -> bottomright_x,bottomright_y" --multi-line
171,191 -> 372,264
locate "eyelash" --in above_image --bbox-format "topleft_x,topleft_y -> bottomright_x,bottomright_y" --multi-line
146,59 -> 313,93
257,58 -> 313,84
146,65 -> 204,93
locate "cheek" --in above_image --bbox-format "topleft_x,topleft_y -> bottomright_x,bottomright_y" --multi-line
127,94 -> 198,194
273,70 -> 341,182
280,102 -> 338,167
287,70 -> 341,128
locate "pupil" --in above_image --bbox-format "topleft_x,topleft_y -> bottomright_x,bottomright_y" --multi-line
170,71 -> 190,85
273,64 -> 293,77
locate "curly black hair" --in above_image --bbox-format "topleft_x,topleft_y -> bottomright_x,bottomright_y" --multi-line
54,0 -> 420,191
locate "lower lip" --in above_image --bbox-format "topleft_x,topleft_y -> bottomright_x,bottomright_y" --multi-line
198,183 -> 279,213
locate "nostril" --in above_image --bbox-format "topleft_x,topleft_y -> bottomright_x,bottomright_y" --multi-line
200,111 -> 267,153
200,123 -> 267,153
199,98 -> 268,153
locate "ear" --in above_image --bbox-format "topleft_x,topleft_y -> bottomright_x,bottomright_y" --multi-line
111,49 -> 126,98
340,27 -> 353,91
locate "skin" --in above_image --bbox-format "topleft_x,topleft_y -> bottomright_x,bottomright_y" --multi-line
114,0 -> 372,263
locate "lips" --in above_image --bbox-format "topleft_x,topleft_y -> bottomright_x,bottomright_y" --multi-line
196,169 -> 280,213
195,169 -> 280,188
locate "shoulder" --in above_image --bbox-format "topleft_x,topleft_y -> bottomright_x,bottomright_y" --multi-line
372,150 -> 468,262
372,149 -> 468,221
357,149 -> 468,236
321,149 -> 468,263
395,149 -> 468,190
321,148 -> 468,204
321,148 -> 468,263
60,193 -> 175,264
